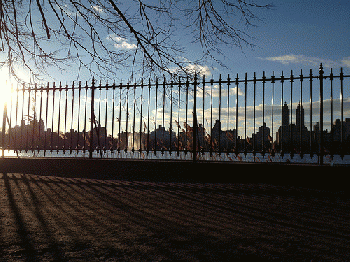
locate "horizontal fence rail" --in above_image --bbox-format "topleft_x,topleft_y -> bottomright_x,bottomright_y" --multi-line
1,64 -> 349,164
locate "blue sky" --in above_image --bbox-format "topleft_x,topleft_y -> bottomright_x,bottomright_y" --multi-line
89,0 -> 350,83
200,0 -> 350,78
2,0 -> 348,83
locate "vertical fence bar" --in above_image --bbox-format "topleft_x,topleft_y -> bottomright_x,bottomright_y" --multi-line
330,69 -> 334,158
2,102 -> 7,157
271,73 -> 275,155
244,73 -> 248,156
340,67 -> 344,158
253,72 -> 256,156
140,80 -> 144,153
57,83 -> 62,152
77,82 -> 82,152
32,84 -> 37,152
118,83 -> 122,153
147,79 -> 151,154
97,83 -> 102,153
202,75 -> 205,155
38,84 -> 43,151
34,83 -> 41,153
104,84 -> 109,152
83,82 -> 88,153
177,79 -> 181,155
280,72 -> 284,156
64,84 -> 68,152
154,78 -> 158,154
132,83 -> 136,153
185,77 -> 189,154
70,83 -> 75,153
89,78 -> 95,159
210,78 -> 213,156
8,85 -> 12,151
15,84 -> 19,151
169,81 -> 173,154
6,85 -> 10,151
50,83 -> 55,152
235,74 -> 239,155
126,83 -> 130,153
299,70 -> 303,157
9,85 -> 13,151
98,83 -> 104,156
290,70 -> 294,158
193,74 -> 197,163
111,83 -> 116,152
218,74 -> 222,155
162,78 -> 166,153
26,85 -> 31,152
44,83 -> 49,155
262,71 -> 266,155
226,74 -> 230,154
19,84 -> 24,152
309,69 -> 313,157
319,64 -> 324,165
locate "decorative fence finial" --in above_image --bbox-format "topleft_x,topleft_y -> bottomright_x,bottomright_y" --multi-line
319,63 -> 324,75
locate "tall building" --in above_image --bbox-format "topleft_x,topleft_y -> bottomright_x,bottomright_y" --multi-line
282,102 -> 289,127
252,122 -> 270,151
276,102 -> 310,152
212,119 -> 221,139
296,102 -> 305,129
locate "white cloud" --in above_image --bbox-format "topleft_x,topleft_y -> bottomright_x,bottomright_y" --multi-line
106,34 -> 137,50
170,63 -> 211,77
92,5 -> 104,13
107,35 -> 124,42
259,54 -> 350,68
185,64 -> 211,77
198,85 -> 244,97
114,41 -> 137,50
341,57 -> 350,68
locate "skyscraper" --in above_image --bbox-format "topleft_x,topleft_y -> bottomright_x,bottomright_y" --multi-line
282,102 -> 289,127
296,102 -> 305,129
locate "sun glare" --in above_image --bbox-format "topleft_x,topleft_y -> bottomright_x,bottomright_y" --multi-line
0,70 -> 14,110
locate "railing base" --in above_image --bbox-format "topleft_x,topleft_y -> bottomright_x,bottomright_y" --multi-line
0,158 -> 348,192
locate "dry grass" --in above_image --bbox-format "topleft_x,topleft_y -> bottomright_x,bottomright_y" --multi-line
0,173 -> 349,261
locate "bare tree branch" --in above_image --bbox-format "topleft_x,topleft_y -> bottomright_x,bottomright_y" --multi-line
0,0 -> 271,83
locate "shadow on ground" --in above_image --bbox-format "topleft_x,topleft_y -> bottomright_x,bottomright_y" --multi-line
0,173 -> 349,261
0,158 -> 349,191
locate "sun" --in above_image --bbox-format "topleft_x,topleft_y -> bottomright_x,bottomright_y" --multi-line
0,67 -> 32,130
0,70 -> 14,110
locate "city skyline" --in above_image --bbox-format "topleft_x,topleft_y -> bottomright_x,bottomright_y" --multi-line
1,64 -> 349,158
2,102 -> 350,156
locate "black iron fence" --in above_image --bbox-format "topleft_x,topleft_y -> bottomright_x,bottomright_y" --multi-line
1,64 -> 349,164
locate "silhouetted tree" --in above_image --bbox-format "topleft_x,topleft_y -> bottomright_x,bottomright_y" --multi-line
0,0 -> 271,82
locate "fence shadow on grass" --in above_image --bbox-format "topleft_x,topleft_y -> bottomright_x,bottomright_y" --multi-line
1,173 -> 350,261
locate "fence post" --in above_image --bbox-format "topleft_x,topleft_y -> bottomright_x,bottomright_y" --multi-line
319,63 -> 324,165
2,102 -> 7,158
193,74 -> 197,163
340,67 -> 344,159
89,77 -> 95,159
